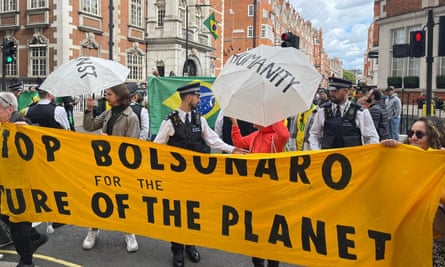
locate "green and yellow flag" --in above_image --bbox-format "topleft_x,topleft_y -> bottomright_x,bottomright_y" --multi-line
148,76 -> 218,136
204,12 -> 218,40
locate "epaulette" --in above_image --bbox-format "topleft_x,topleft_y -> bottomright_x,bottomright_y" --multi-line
167,110 -> 181,127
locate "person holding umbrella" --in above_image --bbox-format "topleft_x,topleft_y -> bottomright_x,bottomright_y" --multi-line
154,82 -> 246,267
0,92 -> 49,267
308,77 -> 379,150
82,83 -> 140,252
230,118 -> 290,267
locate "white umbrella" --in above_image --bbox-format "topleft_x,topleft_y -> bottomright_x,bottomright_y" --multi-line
39,56 -> 130,96
213,45 -> 322,126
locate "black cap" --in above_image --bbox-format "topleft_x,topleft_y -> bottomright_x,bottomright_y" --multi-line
8,82 -> 22,91
327,77 -> 353,90
177,82 -> 200,95
126,83 -> 138,95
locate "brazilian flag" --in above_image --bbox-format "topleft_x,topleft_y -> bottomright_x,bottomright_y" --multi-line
203,12 -> 218,40
148,76 -> 218,136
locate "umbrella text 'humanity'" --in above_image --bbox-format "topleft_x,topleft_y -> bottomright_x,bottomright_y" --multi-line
229,51 -> 300,93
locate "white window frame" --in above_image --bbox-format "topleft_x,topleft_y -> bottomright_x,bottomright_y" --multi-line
247,25 -> 253,38
127,52 -> 143,81
29,46 -> 47,77
1,0 -> 17,12
81,0 -> 100,16
130,0 -> 142,27
247,4 -> 254,17
30,0 -> 47,9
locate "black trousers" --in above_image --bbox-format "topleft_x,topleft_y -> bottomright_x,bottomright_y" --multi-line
171,242 -> 195,254
1,215 -> 41,264
252,257 -> 279,267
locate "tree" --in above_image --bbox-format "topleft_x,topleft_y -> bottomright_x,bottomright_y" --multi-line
343,70 -> 356,84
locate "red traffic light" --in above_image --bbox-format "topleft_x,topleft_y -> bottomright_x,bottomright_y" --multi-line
281,33 -> 291,41
414,31 -> 423,42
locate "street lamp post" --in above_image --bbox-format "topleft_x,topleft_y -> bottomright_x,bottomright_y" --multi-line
184,4 -> 210,76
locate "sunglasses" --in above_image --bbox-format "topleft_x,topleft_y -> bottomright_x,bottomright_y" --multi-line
407,130 -> 425,139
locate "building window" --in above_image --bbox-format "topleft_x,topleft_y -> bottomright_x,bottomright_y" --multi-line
262,9 -> 268,18
392,28 -> 404,45
82,0 -> 99,15
440,58 -> 445,76
1,0 -> 17,12
248,4 -> 254,17
156,61 -> 165,77
391,58 -> 403,77
130,0 -> 142,27
30,46 -> 47,77
157,6 -> 165,27
247,26 -> 253,37
127,51 -> 143,81
407,57 -> 420,76
30,0 -> 46,8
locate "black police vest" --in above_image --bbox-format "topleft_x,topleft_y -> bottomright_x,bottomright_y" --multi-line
130,104 -> 142,128
167,110 -> 210,153
26,103 -> 62,129
321,102 -> 362,149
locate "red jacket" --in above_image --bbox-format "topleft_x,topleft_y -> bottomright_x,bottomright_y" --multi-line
231,121 -> 290,153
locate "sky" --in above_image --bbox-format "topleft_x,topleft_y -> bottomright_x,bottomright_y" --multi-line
290,0 -> 374,71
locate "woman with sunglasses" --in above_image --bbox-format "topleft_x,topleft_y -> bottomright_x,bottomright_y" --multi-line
382,117 -> 444,266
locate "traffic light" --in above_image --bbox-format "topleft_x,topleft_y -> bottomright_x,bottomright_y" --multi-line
3,39 -> 16,64
409,30 -> 425,57
281,32 -> 300,49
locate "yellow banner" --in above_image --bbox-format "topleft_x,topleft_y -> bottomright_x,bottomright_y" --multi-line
1,123 -> 445,266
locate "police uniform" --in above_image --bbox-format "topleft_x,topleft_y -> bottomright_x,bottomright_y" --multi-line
24,88 -> 70,130
308,77 -> 379,150
154,82 -> 234,267
154,83 -> 234,153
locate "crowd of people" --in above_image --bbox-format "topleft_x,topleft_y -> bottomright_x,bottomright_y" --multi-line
1,76 -> 445,267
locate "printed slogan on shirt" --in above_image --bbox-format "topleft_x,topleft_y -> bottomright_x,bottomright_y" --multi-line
1,123 -> 445,267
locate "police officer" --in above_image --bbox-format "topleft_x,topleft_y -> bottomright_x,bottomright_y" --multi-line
154,82 -> 246,267
24,87 -> 70,130
308,77 -> 379,150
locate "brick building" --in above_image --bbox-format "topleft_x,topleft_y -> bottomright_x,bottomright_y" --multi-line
0,0 -> 148,90
364,0 -> 445,93
222,0 -> 332,85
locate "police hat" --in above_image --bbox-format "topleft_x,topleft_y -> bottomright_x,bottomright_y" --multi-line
327,77 -> 353,90
8,82 -> 22,91
177,82 -> 200,95
126,83 -> 138,95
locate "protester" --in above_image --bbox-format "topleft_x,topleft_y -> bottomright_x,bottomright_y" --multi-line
288,103 -> 317,151
154,82 -> 246,267
308,77 -> 379,150
381,117 -> 443,266
57,96 -> 79,131
128,83 -> 150,140
82,84 -> 140,252
230,117 -> 289,267
384,86 -> 401,140
214,110 -> 256,147
430,116 -> 445,147
365,89 -> 389,140
0,92 -> 48,267
316,88 -> 329,106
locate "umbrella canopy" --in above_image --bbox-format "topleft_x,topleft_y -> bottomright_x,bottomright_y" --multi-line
213,45 -> 322,126
39,56 -> 130,96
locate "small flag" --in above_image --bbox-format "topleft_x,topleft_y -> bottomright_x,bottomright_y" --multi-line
204,12 -> 218,40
